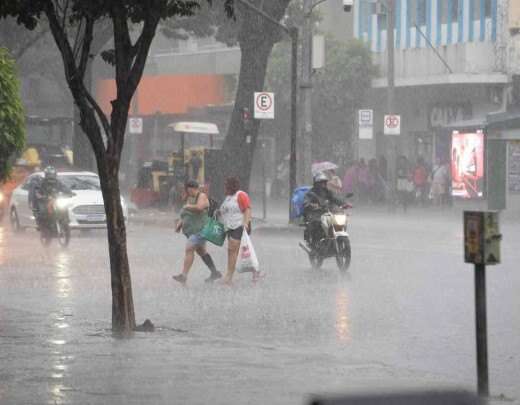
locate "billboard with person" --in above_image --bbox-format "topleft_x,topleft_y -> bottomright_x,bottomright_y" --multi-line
451,130 -> 485,199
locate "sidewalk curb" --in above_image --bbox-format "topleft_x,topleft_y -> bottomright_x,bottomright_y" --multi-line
129,214 -> 300,234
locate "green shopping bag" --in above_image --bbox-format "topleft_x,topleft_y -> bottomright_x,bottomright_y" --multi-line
200,217 -> 226,246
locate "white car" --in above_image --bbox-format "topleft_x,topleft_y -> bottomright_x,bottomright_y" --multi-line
9,171 -> 128,231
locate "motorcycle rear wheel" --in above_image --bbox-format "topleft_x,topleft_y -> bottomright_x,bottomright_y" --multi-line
40,228 -> 52,246
309,254 -> 323,270
336,236 -> 351,272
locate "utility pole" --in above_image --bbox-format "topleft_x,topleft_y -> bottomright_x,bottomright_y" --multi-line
290,27 -> 299,216
386,0 -> 397,192
301,0 -> 313,185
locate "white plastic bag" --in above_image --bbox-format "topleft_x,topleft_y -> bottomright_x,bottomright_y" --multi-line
236,230 -> 259,273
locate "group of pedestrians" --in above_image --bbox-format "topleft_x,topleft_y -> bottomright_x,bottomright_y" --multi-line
335,156 -> 451,209
341,157 -> 388,204
396,156 -> 451,209
172,176 -> 258,287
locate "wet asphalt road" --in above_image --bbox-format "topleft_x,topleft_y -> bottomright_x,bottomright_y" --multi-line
0,210 -> 519,404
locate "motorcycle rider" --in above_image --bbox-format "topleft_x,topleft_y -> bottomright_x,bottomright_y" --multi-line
303,172 -> 346,248
31,166 -> 72,229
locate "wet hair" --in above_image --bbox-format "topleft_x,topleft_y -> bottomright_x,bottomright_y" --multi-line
185,179 -> 199,189
224,176 -> 240,195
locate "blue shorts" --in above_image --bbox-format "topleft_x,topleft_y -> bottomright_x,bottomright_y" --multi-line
186,233 -> 206,248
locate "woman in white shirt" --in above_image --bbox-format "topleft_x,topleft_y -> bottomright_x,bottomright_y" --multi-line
219,176 -> 252,285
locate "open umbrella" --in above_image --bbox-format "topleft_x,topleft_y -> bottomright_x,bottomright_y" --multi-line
311,161 -> 338,176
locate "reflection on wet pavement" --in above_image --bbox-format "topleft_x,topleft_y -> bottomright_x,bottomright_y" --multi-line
335,287 -> 350,343
0,217 -> 519,404
47,250 -> 75,404
0,226 -> 7,266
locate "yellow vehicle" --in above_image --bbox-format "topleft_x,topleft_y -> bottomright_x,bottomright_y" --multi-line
130,122 -> 223,209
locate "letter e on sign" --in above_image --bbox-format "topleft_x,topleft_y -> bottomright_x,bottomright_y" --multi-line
254,92 -> 275,119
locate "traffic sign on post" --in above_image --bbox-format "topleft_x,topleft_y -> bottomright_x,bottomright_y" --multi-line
358,109 -> 373,139
254,92 -> 275,119
129,117 -> 143,134
384,114 -> 400,135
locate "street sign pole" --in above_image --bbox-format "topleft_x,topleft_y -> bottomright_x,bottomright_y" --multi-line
474,263 -> 489,397
387,0 -> 397,195
464,210 -> 501,398
262,142 -> 267,220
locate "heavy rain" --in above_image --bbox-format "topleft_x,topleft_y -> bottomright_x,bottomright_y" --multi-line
0,1 -> 519,405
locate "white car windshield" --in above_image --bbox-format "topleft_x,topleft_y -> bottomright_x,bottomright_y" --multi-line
58,175 -> 100,191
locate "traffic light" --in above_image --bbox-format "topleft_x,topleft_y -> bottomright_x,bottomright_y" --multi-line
241,107 -> 253,131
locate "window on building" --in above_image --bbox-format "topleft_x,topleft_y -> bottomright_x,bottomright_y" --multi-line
451,0 -> 460,21
416,0 -> 427,26
484,0 -> 492,18
408,0 -> 417,26
473,0 -> 481,21
439,0 -> 449,24
378,12 -> 387,30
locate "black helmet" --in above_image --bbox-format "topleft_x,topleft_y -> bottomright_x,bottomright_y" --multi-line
44,166 -> 57,181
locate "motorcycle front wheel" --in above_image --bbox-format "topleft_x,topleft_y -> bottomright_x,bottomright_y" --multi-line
336,236 -> 351,273
56,220 -> 71,247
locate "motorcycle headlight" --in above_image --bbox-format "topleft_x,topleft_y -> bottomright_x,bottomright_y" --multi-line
55,198 -> 72,210
333,214 -> 347,226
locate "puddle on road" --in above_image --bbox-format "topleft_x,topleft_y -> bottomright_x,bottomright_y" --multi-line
335,287 -> 351,343
0,226 -> 7,266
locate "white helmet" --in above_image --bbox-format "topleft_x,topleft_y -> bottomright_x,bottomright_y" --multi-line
313,172 -> 328,184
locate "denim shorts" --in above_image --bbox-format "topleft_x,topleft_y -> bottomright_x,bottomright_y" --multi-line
186,233 -> 206,248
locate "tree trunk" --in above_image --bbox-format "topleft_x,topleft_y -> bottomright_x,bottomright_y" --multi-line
79,107 -> 135,334
97,155 -> 135,333
216,41 -> 274,199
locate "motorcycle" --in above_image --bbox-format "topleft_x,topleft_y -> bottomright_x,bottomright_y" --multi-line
299,201 -> 352,272
38,194 -> 72,247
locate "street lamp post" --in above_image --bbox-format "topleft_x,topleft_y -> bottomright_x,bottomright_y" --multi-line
301,0 -> 354,185
386,0 -> 397,193
301,0 -> 314,185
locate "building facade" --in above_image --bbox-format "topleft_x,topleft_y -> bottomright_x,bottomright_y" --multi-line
354,0 -> 520,210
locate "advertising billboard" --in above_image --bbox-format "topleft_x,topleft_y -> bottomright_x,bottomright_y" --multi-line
451,130 -> 485,199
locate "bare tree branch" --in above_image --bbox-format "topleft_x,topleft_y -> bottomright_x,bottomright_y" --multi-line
77,18 -> 93,77
72,19 -> 84,61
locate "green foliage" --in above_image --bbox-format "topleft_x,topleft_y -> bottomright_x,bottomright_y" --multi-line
0,48 -> 25,182
0,1 -> 233,30
265,37 -> 377,163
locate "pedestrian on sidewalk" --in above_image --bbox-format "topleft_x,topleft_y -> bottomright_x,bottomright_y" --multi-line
431,158 -> 449,207
172,179 -> 222,285
218,176 -> 258,285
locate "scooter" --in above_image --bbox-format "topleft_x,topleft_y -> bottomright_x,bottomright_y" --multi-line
299,202 -> 352,272
38,194 -> 72,247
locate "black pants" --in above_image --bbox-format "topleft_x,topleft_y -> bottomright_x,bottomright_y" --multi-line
305,219 -> 324,248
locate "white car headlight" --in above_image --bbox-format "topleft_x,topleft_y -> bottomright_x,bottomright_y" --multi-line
333,214 -> 347,226
55,198 -> 72,210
